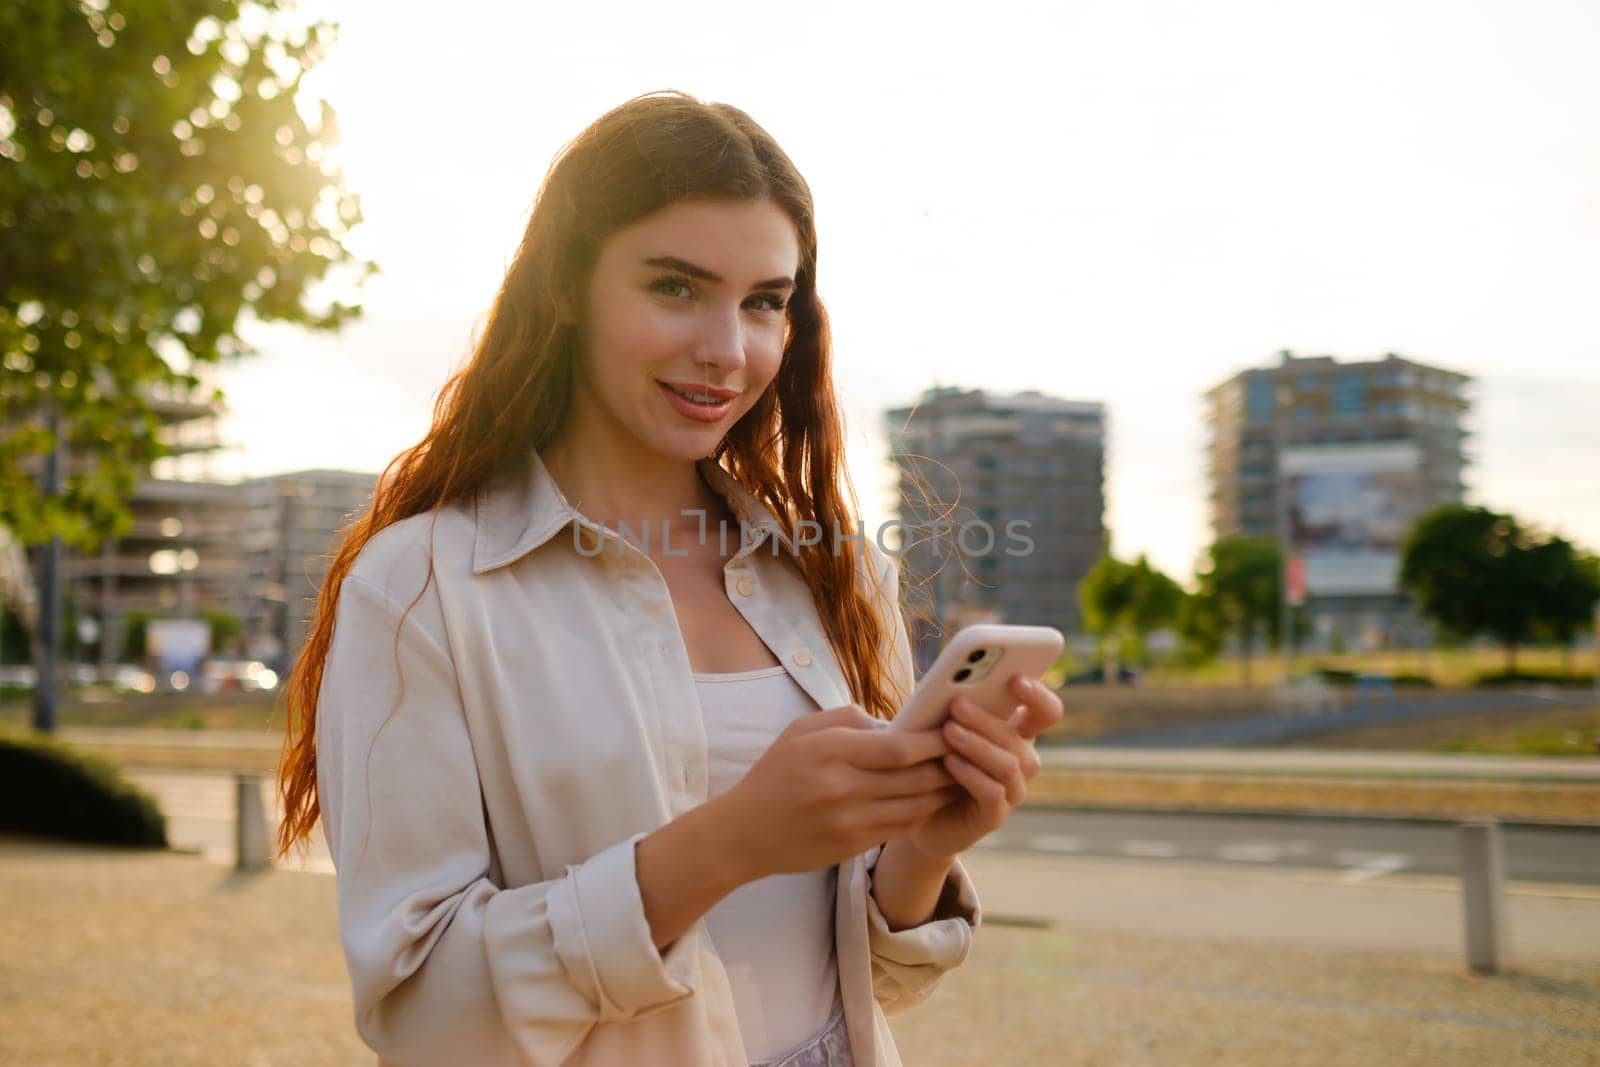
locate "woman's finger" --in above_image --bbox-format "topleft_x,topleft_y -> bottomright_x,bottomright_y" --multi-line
950,696 -> 1033,757
1006,676 -> 1064,741
860,788 -> 959,834
951,695 -> 1042,781
1017,739 -> 1041,780
942,718 -> 1025,807
828,724 -> 951,771
942,752 -> 1007,819
851,760 -> 957,799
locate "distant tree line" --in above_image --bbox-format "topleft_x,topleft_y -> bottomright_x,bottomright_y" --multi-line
1078,504 -> 1600,682
1399,505 -> 1599,673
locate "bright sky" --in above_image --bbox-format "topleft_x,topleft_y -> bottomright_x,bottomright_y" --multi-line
214,0 -> 1600,581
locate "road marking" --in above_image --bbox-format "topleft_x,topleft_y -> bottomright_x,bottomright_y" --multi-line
1218,843 -> 1284,863
1121,839 -> 1180,858
1028,835 -> 1087,853
1335,850 -> 1411,882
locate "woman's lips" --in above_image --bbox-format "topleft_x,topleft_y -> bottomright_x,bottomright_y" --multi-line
657,380 -> 736,422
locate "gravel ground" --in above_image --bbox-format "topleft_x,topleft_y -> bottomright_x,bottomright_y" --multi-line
3,838 -> 1598,1066
0,840 -> 366,1066
893,908 -> 1600,1066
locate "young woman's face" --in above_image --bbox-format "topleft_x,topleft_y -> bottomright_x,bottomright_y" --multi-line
571,197 -> 801,464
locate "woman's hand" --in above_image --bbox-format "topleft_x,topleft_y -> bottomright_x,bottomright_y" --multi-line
903,674 -> 1064,861
715,704 -> 959,882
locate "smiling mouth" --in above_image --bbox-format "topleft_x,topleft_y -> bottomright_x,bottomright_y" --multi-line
659,382 -> 737,405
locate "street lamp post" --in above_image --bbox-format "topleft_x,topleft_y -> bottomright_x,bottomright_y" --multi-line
32,404 -> 63,733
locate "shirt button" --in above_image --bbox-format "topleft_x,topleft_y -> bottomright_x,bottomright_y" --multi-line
791,649 -> 813,668
736,576 -> 756,597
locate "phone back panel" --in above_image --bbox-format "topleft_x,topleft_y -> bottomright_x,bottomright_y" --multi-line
890,624 -> 1063,732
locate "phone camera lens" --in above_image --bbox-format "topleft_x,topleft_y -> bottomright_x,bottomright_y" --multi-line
953,667 -> 972,683
966,649 -> 986,664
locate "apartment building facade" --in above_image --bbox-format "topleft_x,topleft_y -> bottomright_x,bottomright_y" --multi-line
887,386 -> 1106,669
1204,349 -> 1471,647
237,469 -> 376,672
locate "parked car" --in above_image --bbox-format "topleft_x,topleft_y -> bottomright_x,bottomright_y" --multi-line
0,665 -> 38,687
1061,665 -> 1141,686
198,659 -> 280,694
110,664 -> 157,693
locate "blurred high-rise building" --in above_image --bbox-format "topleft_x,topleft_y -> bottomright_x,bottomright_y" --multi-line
40,389 -> 248,675
239,469 -> 376,672
7,385 -> 375,679
887,386 -> 1106,670
1204,349 -> 1471,647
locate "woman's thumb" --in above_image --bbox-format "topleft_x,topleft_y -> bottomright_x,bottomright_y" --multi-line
784,703 -> 880,737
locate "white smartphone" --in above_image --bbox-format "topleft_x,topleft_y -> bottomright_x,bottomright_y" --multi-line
888,623 -> 1065,733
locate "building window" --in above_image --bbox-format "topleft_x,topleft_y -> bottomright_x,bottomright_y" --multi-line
1246,379 -> 1274,423
1332,374 -> 1367,417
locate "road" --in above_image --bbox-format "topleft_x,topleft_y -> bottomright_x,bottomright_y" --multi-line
1080,688 -> 1597,748
128,769 -> 334,874
980,807 -> 1600,886
130,769 -> 1600,887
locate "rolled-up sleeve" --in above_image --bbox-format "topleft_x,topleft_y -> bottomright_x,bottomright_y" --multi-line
864,852 -> 981,1013
317,575 -> 695,1066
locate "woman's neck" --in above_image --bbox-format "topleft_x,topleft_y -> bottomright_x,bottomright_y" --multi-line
540,429 -> 727,545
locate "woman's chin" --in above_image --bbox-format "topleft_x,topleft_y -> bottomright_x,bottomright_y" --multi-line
640,425 -> 726,464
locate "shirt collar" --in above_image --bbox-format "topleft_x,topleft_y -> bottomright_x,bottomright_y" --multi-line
471,449 -> 795,575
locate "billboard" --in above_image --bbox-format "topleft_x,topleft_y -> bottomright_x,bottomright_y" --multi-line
147,618 -> 211,681
1281,443 -> 1422,596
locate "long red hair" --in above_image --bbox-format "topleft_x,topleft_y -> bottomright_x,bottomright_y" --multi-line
276,91 -> 901,857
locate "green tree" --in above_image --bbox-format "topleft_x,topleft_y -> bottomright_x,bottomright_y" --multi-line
1078,553 -> 1183,670
1530,545 -> 1600,674
0,604 -> 30,666
1079,554 -> 1135,669
1,0 -> 373,550
1191,534 -> 1281,685
1399,504 -> 1576,673
1175,590 -> 1225,665
202,608 -> 241,655
120,611 -> 154,662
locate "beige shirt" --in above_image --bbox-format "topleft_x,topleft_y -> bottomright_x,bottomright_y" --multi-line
316,447 -> 981,1066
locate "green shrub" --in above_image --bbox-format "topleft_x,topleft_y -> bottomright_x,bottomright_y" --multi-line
0,736 -> 167,847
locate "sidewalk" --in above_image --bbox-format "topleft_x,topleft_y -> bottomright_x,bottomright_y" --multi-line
3,838 -> 1597,1065
903,850 -> 1600,1066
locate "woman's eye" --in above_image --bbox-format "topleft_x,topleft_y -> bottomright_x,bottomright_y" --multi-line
652,277 -> 693,300
748,294 -> 787,313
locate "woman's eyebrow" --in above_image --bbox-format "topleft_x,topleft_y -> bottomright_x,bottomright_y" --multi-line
641,255 -> 795,292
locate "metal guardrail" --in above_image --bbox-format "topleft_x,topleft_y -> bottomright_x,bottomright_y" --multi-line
221,768 -> 1521,974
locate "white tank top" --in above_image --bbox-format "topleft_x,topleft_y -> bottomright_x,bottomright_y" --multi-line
694,665 -> 842,1062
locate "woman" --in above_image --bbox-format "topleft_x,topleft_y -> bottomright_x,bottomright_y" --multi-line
276,90 -> 1062,1067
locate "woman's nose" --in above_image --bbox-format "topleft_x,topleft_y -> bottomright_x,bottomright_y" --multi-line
693,304 -> 746,375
